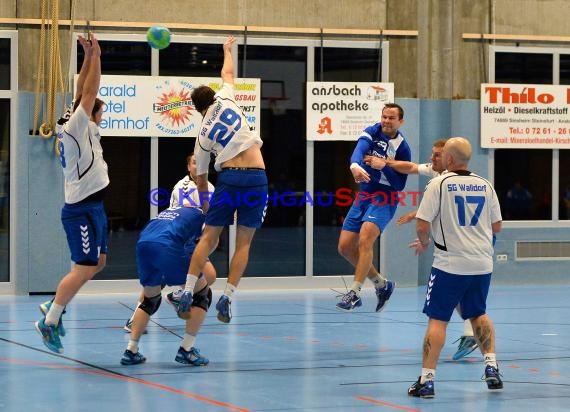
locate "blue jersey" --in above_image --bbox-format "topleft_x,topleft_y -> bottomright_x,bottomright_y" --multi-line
350,122 -> 412,193
138,207 -> 205,252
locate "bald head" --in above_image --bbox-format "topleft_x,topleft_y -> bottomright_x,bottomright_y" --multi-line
443,137 -> 472,170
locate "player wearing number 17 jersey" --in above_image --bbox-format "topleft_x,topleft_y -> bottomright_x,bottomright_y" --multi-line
407,137 -> 503,398
179,35 -> 268,324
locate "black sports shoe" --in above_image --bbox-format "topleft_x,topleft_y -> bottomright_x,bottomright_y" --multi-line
408,377 -> 435,398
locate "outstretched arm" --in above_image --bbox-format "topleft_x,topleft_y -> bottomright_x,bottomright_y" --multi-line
221,35 -> 236,85
74,35 -> 94,101
397,210 -> 417,225
79,33 -> 101,117
385,159 -> 419,175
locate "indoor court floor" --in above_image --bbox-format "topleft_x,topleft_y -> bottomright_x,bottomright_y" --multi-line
1,284 -> 569,411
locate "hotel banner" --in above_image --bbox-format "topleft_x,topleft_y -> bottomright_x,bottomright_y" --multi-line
306,82 -> 394,141
481,83 -> 570,148
76,75 -> 260,137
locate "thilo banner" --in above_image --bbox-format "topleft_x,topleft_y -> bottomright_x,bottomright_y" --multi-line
76,75 -> 261,137
306,82 -> 394,141
481,83 -> 570,148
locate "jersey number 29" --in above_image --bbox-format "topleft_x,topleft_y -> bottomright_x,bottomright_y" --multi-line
207,108 -> 241,147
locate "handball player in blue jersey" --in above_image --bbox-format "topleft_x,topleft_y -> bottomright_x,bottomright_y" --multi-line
35,33 -> 109,354
179,36 -> 268,323
336,103 -> 411,312
120,206 -> 216,366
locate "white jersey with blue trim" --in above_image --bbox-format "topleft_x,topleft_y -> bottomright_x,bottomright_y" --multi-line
170,175 -> 215,208
194,83 -> 262,175
57,105 -> 109,204
417,163 -> 441,178
416,171 -> 502,275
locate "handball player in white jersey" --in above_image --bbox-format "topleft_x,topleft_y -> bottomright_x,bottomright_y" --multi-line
367,138 -> 482,360
178,36 -> 267,323
35,33 -> 108,354
406,137 -> 503,398
170,153 -> 215,208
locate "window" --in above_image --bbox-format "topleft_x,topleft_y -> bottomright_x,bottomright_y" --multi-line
0,33 -> 14,283
238,43 -> 308,276
313,42 -> 386,275
491,46 -> 570,221
158,41 -> 229,276
88,40 -> 152,280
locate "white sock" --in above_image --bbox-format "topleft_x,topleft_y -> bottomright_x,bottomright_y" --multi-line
224,283 -> 237,300
185,274 -> 198,292
350,281 -> 363,296
484,353 -> 497,368
127,339 -> 139,353
181,333 -> 196,351
371,273 -> 387,288
45,303 -> 65,326
420,368 -> 436,383
463,319 -> 474,336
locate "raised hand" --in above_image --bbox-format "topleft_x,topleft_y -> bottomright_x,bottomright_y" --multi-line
223,35 -> 236,52
177,290 -> 193,316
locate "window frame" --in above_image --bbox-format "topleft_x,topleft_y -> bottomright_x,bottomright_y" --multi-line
72,34 -> 388,291
489,44 -> 570,228
0,30 -> 18,292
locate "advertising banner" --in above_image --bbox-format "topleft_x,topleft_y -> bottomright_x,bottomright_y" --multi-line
481,83 -> 570,148
77,75 -> 261,137
306,82 -> 394,141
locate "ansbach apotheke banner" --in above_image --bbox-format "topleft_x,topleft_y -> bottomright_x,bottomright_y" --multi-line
306,82 -> 394,141
481,83 -> 570,149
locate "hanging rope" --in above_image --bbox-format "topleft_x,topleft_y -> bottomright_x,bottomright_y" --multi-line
33,0 -> 65,138
61,0 -> 76,112
32,0 -> 48,137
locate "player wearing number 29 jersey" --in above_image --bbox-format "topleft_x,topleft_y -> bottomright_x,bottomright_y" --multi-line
416,166 -> 502,274
194,83 -> 262,175
182,36 -> 267,324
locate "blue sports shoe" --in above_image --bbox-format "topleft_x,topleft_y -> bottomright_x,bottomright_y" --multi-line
408,377 -> 435,398
452,335 -> 478,360
35,317 -> 64,354
175,347 -> 209,366
216,295 -> 232,323
484,365 -> 504,390
375,280 -> 395,312
336,290 -> 362,311
121,349 -> 146,365
39,300 -> 66,337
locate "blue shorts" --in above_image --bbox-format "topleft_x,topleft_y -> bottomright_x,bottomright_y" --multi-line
423,267 -> 491,322
61,201 -> 108,265
342,194 -> 397,233
206,169 -> 268,228
136,242 -> 190,287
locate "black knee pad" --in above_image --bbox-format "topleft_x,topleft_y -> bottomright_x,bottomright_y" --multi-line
139,293 -> 162,316
191,286 -> 212,312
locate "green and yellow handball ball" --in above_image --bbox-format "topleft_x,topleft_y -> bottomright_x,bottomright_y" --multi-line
146,25 -> 171,50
